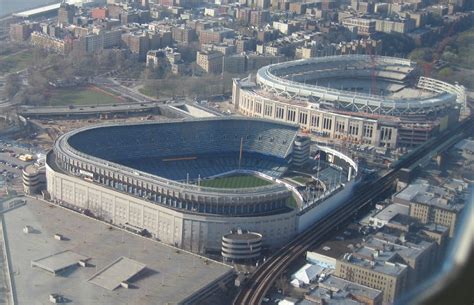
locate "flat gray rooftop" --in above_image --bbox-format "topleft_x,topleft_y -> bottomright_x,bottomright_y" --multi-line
371,203 -> 409,223
2,198 -> 232,305
88,257 -> 146,291
31,250 -> 89,275
319,274 -> 382,300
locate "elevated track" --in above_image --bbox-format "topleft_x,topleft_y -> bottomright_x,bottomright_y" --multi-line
233,116 -> 474,305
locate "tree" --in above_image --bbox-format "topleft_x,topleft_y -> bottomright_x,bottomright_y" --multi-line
25,93 -> 46,106
441,51 -> 458,63
408,48 -> 433,63
176,43 -> 199,63
28,70 -> 49,91
377,32 -> 415,56
0,61 -> 15,74
4,73 -> 21,98
437,67 -> 453,79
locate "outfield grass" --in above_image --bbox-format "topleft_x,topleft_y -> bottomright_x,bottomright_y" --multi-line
200,174 -> 273,189
0,51 -> 33,74
292,176 -> 310,184
47,86 -> 122,106
287,195 -> 298,209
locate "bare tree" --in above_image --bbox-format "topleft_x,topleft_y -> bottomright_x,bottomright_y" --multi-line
4,73 -> 21,98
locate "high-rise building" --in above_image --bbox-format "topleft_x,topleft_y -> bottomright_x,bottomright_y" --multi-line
31,32 -> 74,55
58,3 -> 76,25
196,50 -> 223,74
172,26 -> 197,44
250,10 -> 270,26
342,17 -> 376,36
10,22 -> 37,42
235,37 -> 256,53
91,7 -> 108,20
223,54 -> 246,74
198,28 -> 235,45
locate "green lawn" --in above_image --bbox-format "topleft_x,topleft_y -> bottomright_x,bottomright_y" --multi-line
200,174 -> 273,189
139,86 -> 157,97
287,195 -> 298,209
0,51 -> 33,74
292,176 -> 311,184
47,86 -> 122,106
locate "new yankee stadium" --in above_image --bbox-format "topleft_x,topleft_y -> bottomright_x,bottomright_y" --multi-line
233,55 -> 467,148
46,117 -> 358,253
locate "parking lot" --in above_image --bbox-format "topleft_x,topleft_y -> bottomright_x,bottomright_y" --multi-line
0,139 -> 43,196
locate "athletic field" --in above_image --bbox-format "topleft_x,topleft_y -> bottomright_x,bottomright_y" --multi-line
200,174 -> 273,189
47,86 -> 123,106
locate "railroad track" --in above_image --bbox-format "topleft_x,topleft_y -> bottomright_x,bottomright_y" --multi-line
233,116 -> 474,305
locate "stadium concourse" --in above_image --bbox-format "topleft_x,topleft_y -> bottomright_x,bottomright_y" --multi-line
233,55 -> 466,149
45,117 -> 358,253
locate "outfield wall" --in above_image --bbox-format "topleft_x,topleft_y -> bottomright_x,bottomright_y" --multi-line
297,178 -> 358,233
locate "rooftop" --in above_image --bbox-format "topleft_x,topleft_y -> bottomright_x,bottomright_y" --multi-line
31,250 -> 90,275
361,236 -> 426,261
307,288 -> 362,305
223,231 -> 262,240
1,198 -> 231,305
370,203 -> 409,224
455,139 -> 474,154
311,226 -> 364,260
318,274 -> 382,300
23,164 -> 45,175
395,179 -> 464,212
340,254 -> 407,276
87,257 -> 146,291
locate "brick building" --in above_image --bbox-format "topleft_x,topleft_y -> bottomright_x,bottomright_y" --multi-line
58,3 -> 76,25
198,27 -> 235,45
196,50 -> 223,73
91,7 -> 108,20
172,26 -> 197,44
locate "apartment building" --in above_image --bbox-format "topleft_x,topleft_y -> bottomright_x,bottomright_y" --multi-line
58,3 -> 76,25
198,27 -> 235,45
393,180 -> 465,237
172,26 -> 197,44
30,32 -> 73,55
375,18 -> 416,34
147,48 -> 185,75
335,253 -> 408,304
196,50 -> 223,73
10,22 -> 38,42
306,275 -> 383,305
342,17 -> 376,36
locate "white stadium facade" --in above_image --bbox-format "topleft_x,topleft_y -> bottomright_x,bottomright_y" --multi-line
46,117 -> 359,254
233,55 -> 466,148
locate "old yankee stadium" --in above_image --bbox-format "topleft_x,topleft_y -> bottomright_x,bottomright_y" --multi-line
46,117 -> 358,253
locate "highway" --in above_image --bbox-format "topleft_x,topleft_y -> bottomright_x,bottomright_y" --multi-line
233,115 -> 474,305
17,102 -> 163,117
